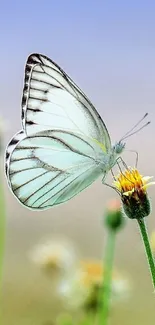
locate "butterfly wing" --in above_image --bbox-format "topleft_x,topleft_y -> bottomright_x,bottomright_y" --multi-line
6,54 -> 112,209
22,53 -> 111,152
5,130 -> 25,180
5,130 -> 106,210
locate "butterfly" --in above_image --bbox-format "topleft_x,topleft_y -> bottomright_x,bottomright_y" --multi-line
5,53 -> 145,210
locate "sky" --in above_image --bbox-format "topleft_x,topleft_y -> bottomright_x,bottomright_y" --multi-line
1,1 -> 155,141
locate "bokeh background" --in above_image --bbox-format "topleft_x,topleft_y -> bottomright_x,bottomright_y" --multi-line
1,1 -> 155,324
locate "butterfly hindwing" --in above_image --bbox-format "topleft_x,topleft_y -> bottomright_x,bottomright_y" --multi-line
5,130 -> 106,210
5,130 -> 25,180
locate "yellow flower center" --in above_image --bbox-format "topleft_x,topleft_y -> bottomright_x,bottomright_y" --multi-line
80,261 -> 103,287
79,260 -> 119,288
114,168 -> 153,196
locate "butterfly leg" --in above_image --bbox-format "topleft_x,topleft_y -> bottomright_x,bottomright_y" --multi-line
102,173 -> 120,194
115,156 -> 128,169
101,172 -> 107,184
126,150 -> 139,168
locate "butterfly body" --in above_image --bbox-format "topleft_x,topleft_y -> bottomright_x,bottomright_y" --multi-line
5,54 -> 125,210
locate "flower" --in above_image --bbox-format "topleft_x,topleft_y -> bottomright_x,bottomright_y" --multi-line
58,260 -> 130,311
104,199 -> 125,230
29,237 -> 78,275
58,269 -> 89,309
114,168 -> 154,219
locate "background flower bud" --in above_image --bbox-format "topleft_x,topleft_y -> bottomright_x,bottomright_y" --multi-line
104,199 -> 125,231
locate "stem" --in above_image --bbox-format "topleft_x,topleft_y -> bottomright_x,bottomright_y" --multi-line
99,229 -> 116,325
137,218 -> 155,289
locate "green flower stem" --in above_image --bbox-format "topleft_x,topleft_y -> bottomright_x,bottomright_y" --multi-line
100,229 -> 116,325
0,171 -> 5,293
137,218 -> 155,289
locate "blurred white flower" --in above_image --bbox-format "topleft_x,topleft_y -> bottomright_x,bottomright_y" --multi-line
111,274 -> 131,302
29,237 -> 78,275
58,269 -> 89,309
58,260 -> 130,310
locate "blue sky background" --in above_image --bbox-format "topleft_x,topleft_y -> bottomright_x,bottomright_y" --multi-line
1,1 -> 155,139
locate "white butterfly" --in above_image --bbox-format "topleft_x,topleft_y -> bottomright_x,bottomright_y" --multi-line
5,54 -> 127,210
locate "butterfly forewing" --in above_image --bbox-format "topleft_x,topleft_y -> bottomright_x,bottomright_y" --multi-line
22,54 -> 111,152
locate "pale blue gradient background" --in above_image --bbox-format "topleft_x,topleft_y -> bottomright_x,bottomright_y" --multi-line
1,1 -> 155,325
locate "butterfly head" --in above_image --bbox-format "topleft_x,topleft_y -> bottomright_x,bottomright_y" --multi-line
113,141 -> 126,155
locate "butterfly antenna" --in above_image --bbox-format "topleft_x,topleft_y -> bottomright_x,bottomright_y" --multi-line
121,121 -> 150,141
120,113 -> 150,141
